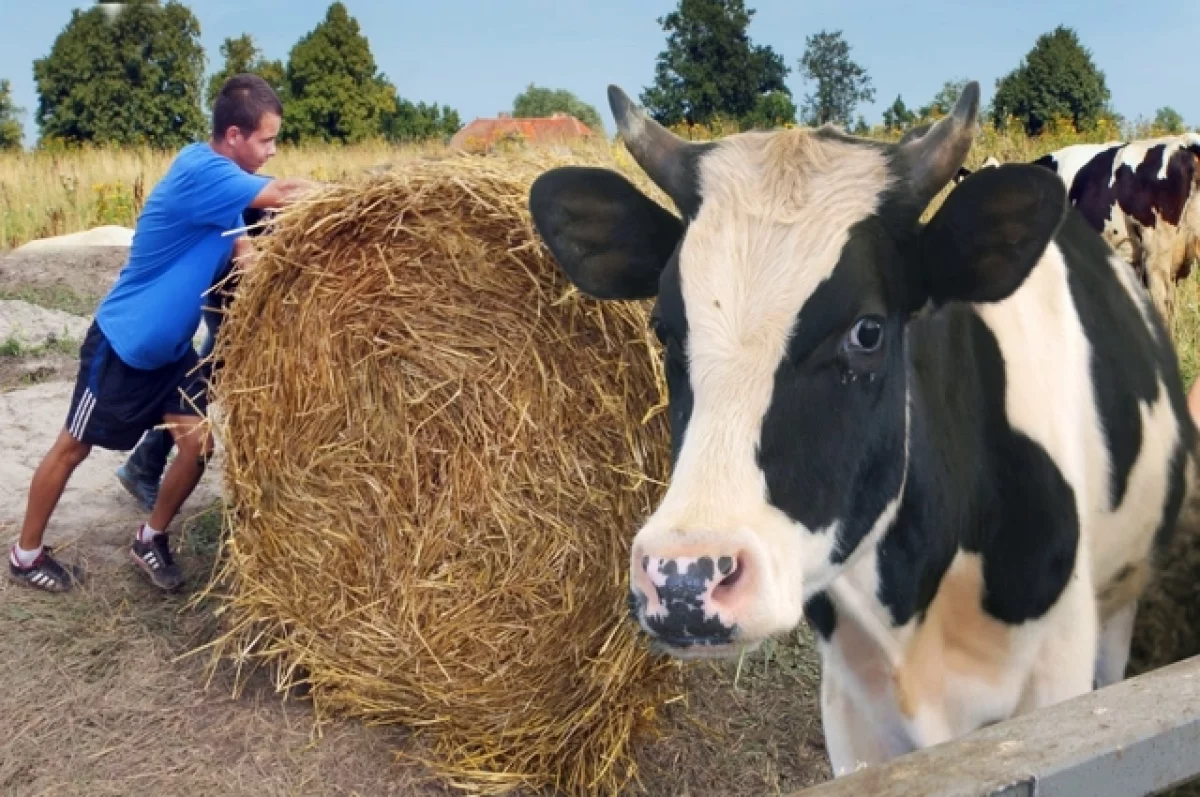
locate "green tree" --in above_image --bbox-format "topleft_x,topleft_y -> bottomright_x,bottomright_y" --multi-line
206,34 -> 286,109
640,0 -> 791,127
741,89 -> 797,129
0,79 -> 24,150
281,2 -> 396,144
512,84 -> 604,132
382,97 -> 462,142
990,26 -> 1111,135
796,30 -> 875,127
918,78 -> 968,119
1153,106 -> 1185,134
882,95 -> 915,131
33,0 -> 207,148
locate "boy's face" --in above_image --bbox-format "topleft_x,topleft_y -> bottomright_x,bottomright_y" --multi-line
225,112 -> 281,174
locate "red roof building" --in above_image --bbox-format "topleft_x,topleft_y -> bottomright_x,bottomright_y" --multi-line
449,112 -> 596,153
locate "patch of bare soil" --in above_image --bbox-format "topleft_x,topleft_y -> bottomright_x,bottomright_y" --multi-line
0,298 -> 91,347
0,519 -> 451,797
0,246 -> 128,315
633,633 -> 831,796
0,351 -> 78,393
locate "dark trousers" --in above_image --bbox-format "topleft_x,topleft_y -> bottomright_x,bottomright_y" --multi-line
124,303 -> 223,479
126,206 -> 268,481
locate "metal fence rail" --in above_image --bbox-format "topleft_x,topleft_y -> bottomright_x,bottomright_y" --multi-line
791,654 -> 1200,797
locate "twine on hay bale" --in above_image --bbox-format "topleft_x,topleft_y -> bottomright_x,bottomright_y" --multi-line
191,147 -> 687,795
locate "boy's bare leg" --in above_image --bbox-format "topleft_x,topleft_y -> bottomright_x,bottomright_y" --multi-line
18,429 -> 92,550
8,429 -> 91,592
148,414 -> 211,531
129,413 -> 211,591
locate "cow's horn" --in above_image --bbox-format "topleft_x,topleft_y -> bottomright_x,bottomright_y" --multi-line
607,85 -> 703,216
899,81 -> 981,205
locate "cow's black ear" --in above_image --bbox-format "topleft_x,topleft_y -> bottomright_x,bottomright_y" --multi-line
917,163 -> 1068,305
529,166 -> 683,300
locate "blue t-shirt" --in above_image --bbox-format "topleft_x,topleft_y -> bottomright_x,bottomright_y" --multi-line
95,143 -> 272,370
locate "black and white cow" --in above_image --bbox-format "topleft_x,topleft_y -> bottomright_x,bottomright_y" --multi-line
528,82 -> 1199,775
957,136 -> 1200,326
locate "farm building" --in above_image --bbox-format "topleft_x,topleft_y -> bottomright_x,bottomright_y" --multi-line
448,111 -> 596,152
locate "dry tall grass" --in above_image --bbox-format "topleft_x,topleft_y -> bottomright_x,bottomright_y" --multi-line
0,139 -> 447,248
0,116 -> 1171,251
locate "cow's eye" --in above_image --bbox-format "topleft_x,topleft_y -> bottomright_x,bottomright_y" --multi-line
847,316 -> 883,352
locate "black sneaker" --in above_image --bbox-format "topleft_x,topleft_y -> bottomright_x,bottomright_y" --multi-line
129,532 -> 184,591
8,545 -> 82,593
116,462 -> 160,512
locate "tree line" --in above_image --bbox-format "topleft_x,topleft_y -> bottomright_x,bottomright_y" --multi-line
1,1 -> 462,151
638,0 -> 1191,139
0,0 -> 1193,152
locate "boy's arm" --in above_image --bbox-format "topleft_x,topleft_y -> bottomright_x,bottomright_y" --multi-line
248,177 -> 321,210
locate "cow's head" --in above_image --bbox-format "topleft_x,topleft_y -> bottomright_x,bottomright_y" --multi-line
529,81 -> 1067,659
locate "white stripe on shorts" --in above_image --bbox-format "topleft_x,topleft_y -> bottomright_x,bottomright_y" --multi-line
69,389 -> 97,440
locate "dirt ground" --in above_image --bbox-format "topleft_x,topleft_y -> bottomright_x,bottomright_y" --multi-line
0,244 -> 833,796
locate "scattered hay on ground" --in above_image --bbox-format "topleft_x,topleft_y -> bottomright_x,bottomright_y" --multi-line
192,146 -> 691,795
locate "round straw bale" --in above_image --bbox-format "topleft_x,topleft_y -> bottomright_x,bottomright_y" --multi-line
196,147 -> 686,795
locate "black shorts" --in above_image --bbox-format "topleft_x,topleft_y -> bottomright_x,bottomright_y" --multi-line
64,321 -> 209,451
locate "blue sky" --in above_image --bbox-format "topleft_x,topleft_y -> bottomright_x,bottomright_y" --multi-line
3,0 -> 1198,147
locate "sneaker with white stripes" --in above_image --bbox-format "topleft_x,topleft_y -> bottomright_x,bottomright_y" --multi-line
129,531 -> 183,591
8,545 -> 80,593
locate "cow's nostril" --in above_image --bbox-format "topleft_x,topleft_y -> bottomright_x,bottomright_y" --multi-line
713,554 -> 744,596
642,555 -> 650,573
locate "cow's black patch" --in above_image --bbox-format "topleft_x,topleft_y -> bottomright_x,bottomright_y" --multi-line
959,313 -> 1080,623
758,218 -> 908,561
1058,209 -> 1165,509
651,252 -> 693,466
1151,438 -> 1191,565
804,591 -> 837,641
873,307 -> 1079,626
670,142 -> 720,221
875,367 -> 960,626
869,304 -> 1064,625
1067,145 -> 1122,234
1115,144 -> 1196,229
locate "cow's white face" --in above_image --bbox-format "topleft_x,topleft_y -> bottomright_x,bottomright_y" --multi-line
627,132 -> 909,656
529,82 -> 1069,658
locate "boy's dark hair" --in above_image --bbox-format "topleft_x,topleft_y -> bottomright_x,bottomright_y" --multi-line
212,74 -> 283,139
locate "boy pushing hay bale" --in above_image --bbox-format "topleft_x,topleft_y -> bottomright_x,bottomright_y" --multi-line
192,147 -> 687,795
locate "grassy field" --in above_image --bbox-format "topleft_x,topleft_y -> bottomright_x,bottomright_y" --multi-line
0,116 -> 1157,250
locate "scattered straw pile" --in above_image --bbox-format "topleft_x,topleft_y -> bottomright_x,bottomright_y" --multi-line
194,147 -> 685,795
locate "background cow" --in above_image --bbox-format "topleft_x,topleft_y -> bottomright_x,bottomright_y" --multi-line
957,135 -> 1200,327
529,82 -> 1199,776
